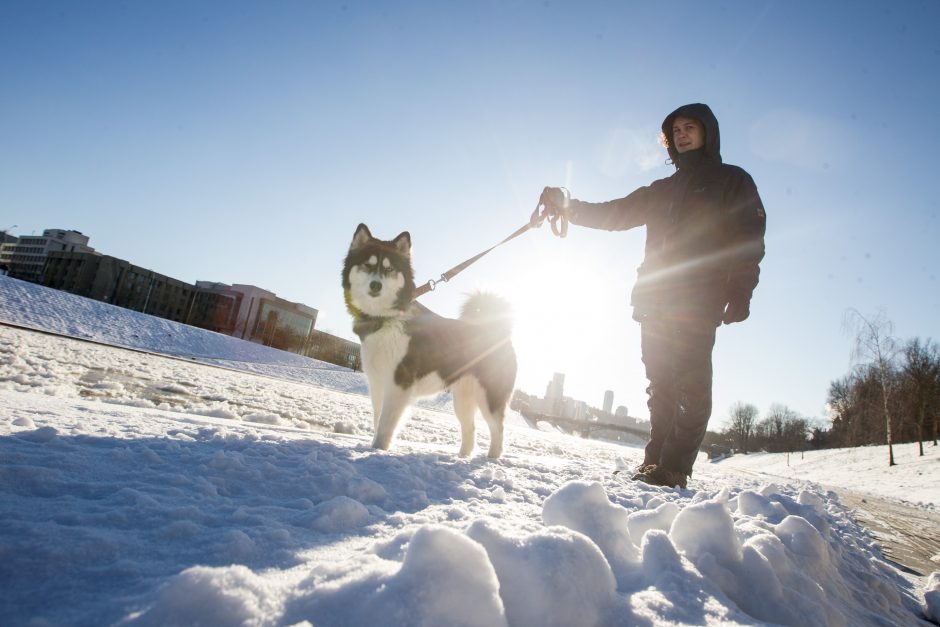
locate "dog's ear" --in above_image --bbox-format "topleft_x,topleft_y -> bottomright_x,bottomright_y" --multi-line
350,224 -> 372,251
392,231 -> 411,256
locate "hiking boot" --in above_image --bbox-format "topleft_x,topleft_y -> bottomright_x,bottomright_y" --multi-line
632,466 -> 688,489
630,463 -> 656,481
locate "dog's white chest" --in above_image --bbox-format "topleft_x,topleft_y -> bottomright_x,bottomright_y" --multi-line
361,321 -> 409,378
360,320 -> 446,396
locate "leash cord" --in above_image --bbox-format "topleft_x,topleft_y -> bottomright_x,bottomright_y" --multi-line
413,193 -> 569,299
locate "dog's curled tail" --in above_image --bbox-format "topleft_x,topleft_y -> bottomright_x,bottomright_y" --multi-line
459,291 -> 513,336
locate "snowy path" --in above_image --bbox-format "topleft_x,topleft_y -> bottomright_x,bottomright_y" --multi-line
835,491 -> 940,578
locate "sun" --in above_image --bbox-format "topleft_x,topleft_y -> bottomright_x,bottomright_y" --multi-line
484,241 -> 637,407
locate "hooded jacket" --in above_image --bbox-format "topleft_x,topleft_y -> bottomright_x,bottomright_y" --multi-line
569,103 -> 766,324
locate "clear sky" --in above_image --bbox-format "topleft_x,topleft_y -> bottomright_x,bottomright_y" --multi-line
2,1 -> 938,427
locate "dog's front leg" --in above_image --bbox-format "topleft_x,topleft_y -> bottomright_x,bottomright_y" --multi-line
367,379 -> 384,431
372,386 -> 411,450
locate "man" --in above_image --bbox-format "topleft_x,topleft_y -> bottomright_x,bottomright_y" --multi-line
540,103 -> 766,488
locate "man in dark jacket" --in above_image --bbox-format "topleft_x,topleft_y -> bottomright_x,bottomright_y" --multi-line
540,103 -> 766,488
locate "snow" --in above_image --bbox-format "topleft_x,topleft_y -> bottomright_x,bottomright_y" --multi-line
1,275 -> 937,626
926,573 -> 940,622
714,443 -> 938,510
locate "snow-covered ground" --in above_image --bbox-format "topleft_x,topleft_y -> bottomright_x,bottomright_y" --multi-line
1,275 -> 938,626
716,442 -> 938,511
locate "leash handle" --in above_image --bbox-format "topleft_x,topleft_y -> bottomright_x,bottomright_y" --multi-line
532,187 -> 570,238
550,210 -> 569,238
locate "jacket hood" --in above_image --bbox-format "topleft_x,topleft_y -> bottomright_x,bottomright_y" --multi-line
662,103 -> 721,168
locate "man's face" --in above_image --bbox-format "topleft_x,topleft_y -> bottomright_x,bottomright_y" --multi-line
672,116 -> 705,153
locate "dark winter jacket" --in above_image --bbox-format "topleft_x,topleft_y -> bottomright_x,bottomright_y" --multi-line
569,103 -> 766,325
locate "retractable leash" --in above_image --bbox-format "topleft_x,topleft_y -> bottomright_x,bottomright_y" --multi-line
413,189 -> 570,299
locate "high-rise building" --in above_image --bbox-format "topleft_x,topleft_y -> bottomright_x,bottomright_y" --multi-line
603,390 -> 614,415
542,373 -> 565,415
547,373 -> 565,400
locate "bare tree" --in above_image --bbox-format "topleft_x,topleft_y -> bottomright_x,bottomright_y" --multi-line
765,404 -> 806,452
751,404 -> 808,453
827,375 -> 857,446
766,403 -> 792,440
783,417 -> 809,453
726,402 -> 759,454
844,309 -> 900,466
901,338 -> 940,456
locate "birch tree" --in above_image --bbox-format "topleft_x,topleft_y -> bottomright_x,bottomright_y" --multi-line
844,309 -> 899,466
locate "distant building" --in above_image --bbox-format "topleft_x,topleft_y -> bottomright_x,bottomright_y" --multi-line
188,282 -> 245,336
0,236 -> 13,275
544,372 -> 565,415
305,329 -> 361,370
559,397 -> 589,421
7,229 -> 94,283
609,405 -> 647,430
43,251 -> 195,322
22,224 -> 335,359
515,374 -> 651,442
0,229 -> 17,275
193,282 -> 318,354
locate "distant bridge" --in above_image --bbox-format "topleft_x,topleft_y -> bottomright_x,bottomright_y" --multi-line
519,409 -> 650,440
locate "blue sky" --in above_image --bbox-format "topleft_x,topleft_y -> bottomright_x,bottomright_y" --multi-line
2,1 -> 938,426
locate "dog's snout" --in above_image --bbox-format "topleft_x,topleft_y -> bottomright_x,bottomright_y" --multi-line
369,280 -> 382,294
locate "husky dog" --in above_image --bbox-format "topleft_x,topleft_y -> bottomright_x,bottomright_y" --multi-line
343,224 -> 517,458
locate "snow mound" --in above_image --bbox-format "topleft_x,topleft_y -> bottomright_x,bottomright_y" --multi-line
925,572 -> 940,622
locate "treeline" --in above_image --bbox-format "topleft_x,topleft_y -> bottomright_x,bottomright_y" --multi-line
719,402 -> 818,455
827,337 -> 939,453
716,331 -> 939,460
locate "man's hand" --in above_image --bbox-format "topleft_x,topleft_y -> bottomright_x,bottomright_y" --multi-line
539,186 -> 569,218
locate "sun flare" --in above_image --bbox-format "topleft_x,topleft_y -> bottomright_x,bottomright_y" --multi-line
484,244 -> 640,408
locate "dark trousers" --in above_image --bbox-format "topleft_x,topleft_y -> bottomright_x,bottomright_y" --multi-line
640,315 -> 717,475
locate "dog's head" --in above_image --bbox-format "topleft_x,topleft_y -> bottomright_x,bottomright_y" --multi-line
343,224 -> 415,317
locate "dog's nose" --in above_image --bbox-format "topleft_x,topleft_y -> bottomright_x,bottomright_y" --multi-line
369,281 -> 382,294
